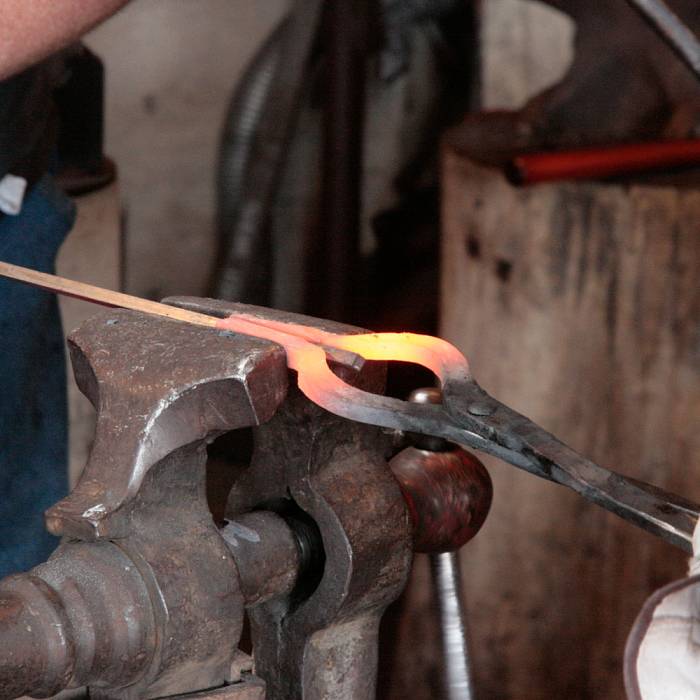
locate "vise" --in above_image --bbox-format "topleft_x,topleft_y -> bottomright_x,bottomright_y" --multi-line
0,297 -> 488,700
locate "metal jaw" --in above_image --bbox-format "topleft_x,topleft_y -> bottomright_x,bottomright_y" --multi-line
0,307 -> 287,700
174,298 -> 413,700
0,299 -> 412,700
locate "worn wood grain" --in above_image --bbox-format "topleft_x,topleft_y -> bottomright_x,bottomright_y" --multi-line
387,152 -> 700,699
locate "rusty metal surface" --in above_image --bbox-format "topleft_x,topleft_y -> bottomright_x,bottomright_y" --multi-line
166,676 -> 266,700
48,309 -> 287,540
222,511 -> 300,607
235,387 -> 411,700
0,542 -> 156,697
0,298 -> 417,700
170,297 -> 414,700
389,447 -> 492,553
0,309 -> 292,699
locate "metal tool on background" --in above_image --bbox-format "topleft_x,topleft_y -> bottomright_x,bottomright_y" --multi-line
0,261 -> 697,554
213,0 -> 324,307
451,0 -> 700,168
624,0 -> 700,80
213,0 -> 476,324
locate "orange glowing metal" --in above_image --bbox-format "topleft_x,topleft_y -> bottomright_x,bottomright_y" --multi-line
215,314 -> 470,428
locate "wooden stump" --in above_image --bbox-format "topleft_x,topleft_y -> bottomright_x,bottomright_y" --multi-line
387,151 -> 700,699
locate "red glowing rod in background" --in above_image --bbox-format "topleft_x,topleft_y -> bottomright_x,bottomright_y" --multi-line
508,138 -> 700,185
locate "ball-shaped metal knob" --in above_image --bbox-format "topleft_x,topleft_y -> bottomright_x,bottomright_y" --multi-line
390,386 -> 492,552
390,445 -> 492,553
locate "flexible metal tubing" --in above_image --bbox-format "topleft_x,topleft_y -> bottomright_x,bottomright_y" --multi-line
212,19 -> 287,301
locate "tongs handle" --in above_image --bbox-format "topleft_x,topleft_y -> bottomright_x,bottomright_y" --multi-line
443,380 -> 700,553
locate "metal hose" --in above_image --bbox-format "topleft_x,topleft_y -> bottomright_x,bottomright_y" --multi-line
212,19 -> 287,301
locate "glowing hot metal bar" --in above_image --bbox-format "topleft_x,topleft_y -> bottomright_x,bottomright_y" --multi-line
1,260 -> 698,552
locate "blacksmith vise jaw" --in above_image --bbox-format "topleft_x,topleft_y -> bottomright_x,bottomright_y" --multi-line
0,298 -> 420,700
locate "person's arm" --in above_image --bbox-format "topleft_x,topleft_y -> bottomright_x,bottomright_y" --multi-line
0,0 -> 132,80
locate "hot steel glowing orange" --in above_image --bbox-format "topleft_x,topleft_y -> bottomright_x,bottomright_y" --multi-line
214,313 -> 471,428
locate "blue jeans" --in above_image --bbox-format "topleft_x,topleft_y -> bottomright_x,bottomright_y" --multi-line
0,175 -> 75,576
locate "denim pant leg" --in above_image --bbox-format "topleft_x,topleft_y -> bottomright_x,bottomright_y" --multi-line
0,175 -> 76,576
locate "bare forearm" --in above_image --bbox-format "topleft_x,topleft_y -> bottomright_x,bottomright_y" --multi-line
0,0 -> 132,80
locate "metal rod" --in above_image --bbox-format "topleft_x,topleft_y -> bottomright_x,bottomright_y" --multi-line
624,0 -> 700,80
508,138 -> 700,185
430,551 -> 476,700
0,261 -> 219,328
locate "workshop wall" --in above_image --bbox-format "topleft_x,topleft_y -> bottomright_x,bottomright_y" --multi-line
481,0 -> 573,109
428,2 -> 700,698
85,0 -> 288,300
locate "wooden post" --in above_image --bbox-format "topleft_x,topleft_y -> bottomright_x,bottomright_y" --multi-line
386,152 -> 700,699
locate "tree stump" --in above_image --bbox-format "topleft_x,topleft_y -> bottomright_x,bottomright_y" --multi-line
387,151 -> 700,699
